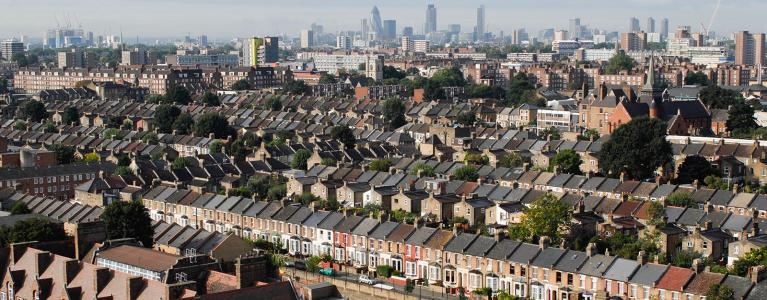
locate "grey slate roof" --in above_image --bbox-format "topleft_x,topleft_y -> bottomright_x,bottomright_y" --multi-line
531,247 -> 567,268
443,232 -> 478,253
464,235 -> 496,257
554,250 -> 589,273
508,243 -> 541,264
351,217 -> 380,236
486,239 -> 521,260
628,264 -> 668,286
369,221 -> 399,239
603,258 -> 640,281
578,254 -> 616,277
405,227 -> 438,246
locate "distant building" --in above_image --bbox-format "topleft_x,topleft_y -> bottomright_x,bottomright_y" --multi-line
1,39 -> 24,61
121,48 -> 152,65
735,31 -> 766,66
620,32 -> 647,51
336,35 -> 352,50
413,40 -> 431,53
57,49 -> 96,68
300,30 -> 314,48
383,20 -> 397,40
425,4 -> 437,34
167,53 -> 239,66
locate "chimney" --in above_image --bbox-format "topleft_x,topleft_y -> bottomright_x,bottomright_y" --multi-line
750,265 -> 763,284
93,267 -> 111,293
126,276 -> 144,300
63,259 -> 80,284
637,250 -> 647,265
619,171 -> 626,183
208,133 -> 215,139
704,220 -> 712,231
35,251 -> 52,275
752,220 -> 760,236
691,258 -> 704,274
538,236 -> 550,250
586,243 -> 596,257
494,230 -> 502,242
522,163 -> 530,172
692,179 -> 700,190
452,225 -> 459,236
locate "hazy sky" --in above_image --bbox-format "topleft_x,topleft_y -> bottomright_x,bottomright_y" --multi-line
2,0 -> 766,41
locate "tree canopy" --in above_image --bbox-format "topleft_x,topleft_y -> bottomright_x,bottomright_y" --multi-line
685,71 -> 709,86
453,166 -> 479,181
291,149 -> 312,170
0,218 -> 66,247
282,79 -> 310,95
194,112 -> 235,139
409,163 -> 436,177
153,104 -> 181,134
665,192 -> 697,208
201,91 -> 221,106
726,101 -> 758,134
550,149 -> 583,174
172,112 -> 195,135
498,152 -> 526,168
382,98 -> 407,129
508,193 -> 571,244
231,79 -> 251,90
699,85 -> 744,109
675,155 -> 715,184
164,86 -> 192,105
606,51 -> 636,75
21,100 -> 48,123
706,284 -> 734,300
504,72 -> 540,107
369,159 -> 392,172
61,107 -> 80,126
101,201 -> 154,247
600,118 -> 672,180
330,126 -> 356,149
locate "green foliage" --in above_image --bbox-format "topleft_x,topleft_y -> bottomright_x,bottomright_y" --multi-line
153,104 -> 181,134
43,121 -> 57,133
382,98 -> 407,130
369,159 -> 392,172
578,129 -> 600,141
306,255 -> 322,272
390,209 -> 418,223
685,71 -> 709,86
647,201 -> 666,226
376,265 -> 396,278
727,101 -> 758,133
405,279 -> 415,294
295,192 -> 319,205
13,120 -> 25,130
409,163 -> 436,177
21,100 -> 48,123
540,126 -> 560,140
231,79 -> 252,90
731,247 -> 767,276
265,96 -> 283,111
114,166 -> 133,176
508,193 -> 571,244
606,51 -> 636,75
101,201 -> 154,247
675,155 -> 715,184
194,112 -> 235,139
102,128 -> 122,139
164,86 -> 192,105
50,145 -> 76,164
83,152 -> 101,163
141,132 -> 158,144
320,157 -> 337,166
61,107 -> 80,126
361,203 -> 383,218
282,79 -> 310,95
464,152 -> 489,166
456,112 -> 477,127
550,149 -> 583,174
704,175 -> 730,190
504,73 -> 540,107
670,250 -> 703,268
706,284 -> 735,300
590,231 -> 660,260
172,157 -> 197,169
319,74 -> 337,84
209,140 -> 224,154
466,84 -> 504,99
665,192 -> 696,208
330,126 -> 356,149
11,53 -> 32,67
498,152 -> 525,168
10,202 -> 31,215
0,218 -> 66,247
291,149 -> 312,170
201,91 -> 221,106
600,118 -> 672,180
225,139 -> 249,162
699,85 -> 744,109
172,113 -> 195,135
453,166 -> 479,181
382,65 -> 407,80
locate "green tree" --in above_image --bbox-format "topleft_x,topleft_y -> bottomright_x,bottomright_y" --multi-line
675,155 -> 715,184
382,98 -> 407,130
671,250 -> 703,268
11,53 -> 29,67
699,85 -> 744,109
730,247 -> 767,276
606,51 -> 636,75
153,104 -> 181,134
101,201 -> 154,247
306,255 -> 322,272
508,193 -> 571,243
10,202 -> 31,215
318,73 -> 337,84
578,129 -> 600,141
320,157 -> 337,166
430,67 -> 467,87
201,91 -> 221,106
456,112 -> 477,126
665,192 -> 696,208
464,152 -> 489,166
141,132 -> 158,144
647,201 -> 666,226
409,163 -> 436,177
540,126 -> 560,140
43,121 -> 57,133
13,120 -> 26,130
498,152 -> 526,168
382,65 -> 407,80
282,79 -> 310,95
231,79 -> 251,90
726,101 -> 758,133
685,71 -> 709,86
330,126 -> 356,149
550,149 -> 583,174
600,118 -> 672,180
404,279 -> 415,294
83,152 -> 101,163
266,96 -> 283,111
226,139 -> 249,162
21,100 -> 48,122
194,112 -> 235,139
369,159 -> 392,172
291,149 -> 312,170
172,157 -> 197,169
172,112 -> 195,135
0,218 -> 66,247
209,140 -> 224,154
453,166 -> 479,181
50,145 -> 76,164
61,106 -> 80,126
165,86 -> 192,105
705,284 -> 734,300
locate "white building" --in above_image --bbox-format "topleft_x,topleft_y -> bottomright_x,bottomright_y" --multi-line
300,30 -> 314,48
583,49 -> 617,62
553,40 -> 594,56
336,35 -> 352,50
401,36 -> 413,52
413,40 -> 430,53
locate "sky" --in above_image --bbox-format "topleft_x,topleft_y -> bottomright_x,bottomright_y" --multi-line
1,0 -> 767,41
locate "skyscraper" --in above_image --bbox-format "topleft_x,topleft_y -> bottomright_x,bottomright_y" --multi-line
735,31 -> 766,66
370,6 -> 384,40
448,24 -> 461,34
646,17 -> 656,33
336,35 -> 351,50
475,5 -> 485,41
569,18 -> 581,40
242,37 -> 263,66
629,17 -> 640,32
383,20 -> 397,40
425,4 -> 437,34
402,27 -> 414,37
300,30 -> 314,48
361,19 -> 369,41
660,18 -> 669,39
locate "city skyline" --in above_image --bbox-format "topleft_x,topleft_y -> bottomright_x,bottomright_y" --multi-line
2,0 -> 767,40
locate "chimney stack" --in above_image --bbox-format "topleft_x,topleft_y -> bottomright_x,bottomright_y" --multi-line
586,243 -> 596,257
538,236 -> 550,250
637,250 -> 647,265
750,265 -> 763,284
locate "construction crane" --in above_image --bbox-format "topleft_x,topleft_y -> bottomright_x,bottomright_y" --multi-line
700,22 -> 708,37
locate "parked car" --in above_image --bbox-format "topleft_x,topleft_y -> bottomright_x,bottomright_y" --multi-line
358,275 -> 376,285
319,268 -> 336,276
294,261 -> 307,270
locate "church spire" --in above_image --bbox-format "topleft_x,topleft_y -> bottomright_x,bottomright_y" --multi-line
641,53 -> 663,100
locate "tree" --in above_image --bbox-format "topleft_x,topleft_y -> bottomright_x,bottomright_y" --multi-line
266,96 -> 283,111
453,166 -> 479,181
201,91 -> 221,106
705,284 -> 734,300
320,157 -> 337,166
306,255 -> 322,272
504,73 -> 541,107
730,247 -> 767,276
550,149 -> 583,174
647,201 -> 666,226
600,118 -> 672,180
101,201 -> 154,247
699,85 -> 744,109
606,51 -> 636,75
508,193 -> 571,243
209,140 -> 224,154
382,65 -> 407,80
61,107 -> 80,126
43,121 -> 57,133
282,79 -> 310,95
153,104 -> 181,134
226,139 -> 249,162
665,192 -> 696,208
404,279 -> 415,294
50,145 -> 76,164
10,202 -> 31,215
671,250 -> 703,268
578,129 -> 600,141
464,152 -> 489,166
141,132 -> 158,144
499,152 -> 526,168
165,86 -> 192,105
726,101 -> 758,133
194,112 -> 235,139
13,120 -> 26,130
21,100 -> 48,122
172,113 -> 195,135
291,149 -> 312,170
83,152 -> 101,163
685,71 -> 709,86
0,218 -> 66,247
409,163 -> 436,177
430,67 -> 467,87
675,155 -> 715,184
331,126 -> 356,149
318,74 -> 337,84
369,159 -> 392,172
456,112 -> 477,127
382,98 -> 407,130
11,53 -> 29,67
231,79 -> 252,90
172,157 -> 197,169
540,126 -> 560,140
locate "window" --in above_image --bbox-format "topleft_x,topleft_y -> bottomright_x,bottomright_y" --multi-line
470,273 -> 480,289
643,287 -> 650,300
659,289 -> 666,300
591,277 -> 597,291
580,275 -> 586,289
